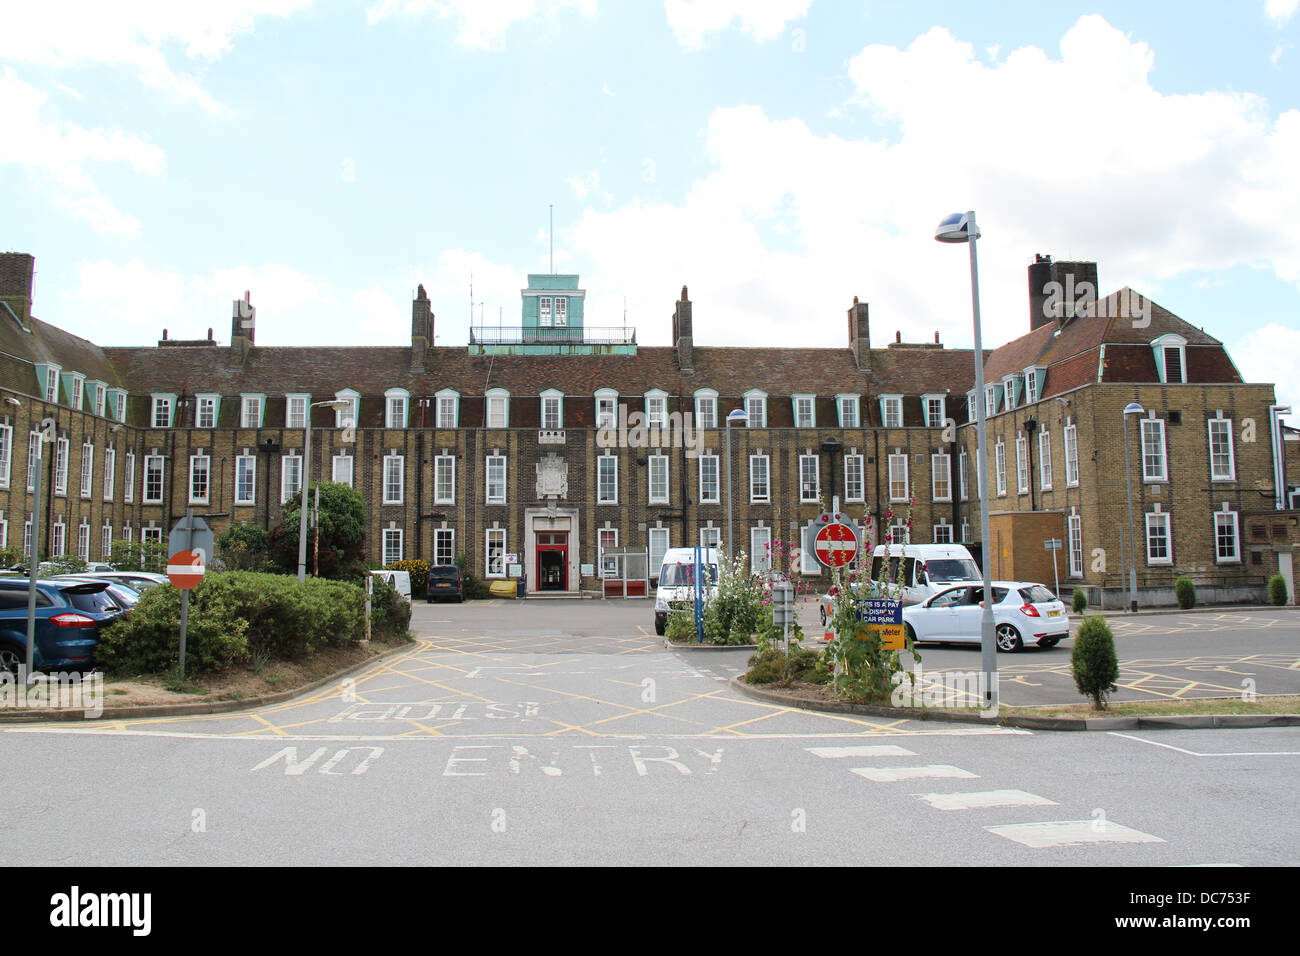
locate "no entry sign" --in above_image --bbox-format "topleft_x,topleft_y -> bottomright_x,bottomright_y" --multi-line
813,522 -> 859,568
167,550 -> 206,590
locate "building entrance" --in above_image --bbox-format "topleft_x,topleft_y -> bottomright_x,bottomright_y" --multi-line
536,532 -> 569,591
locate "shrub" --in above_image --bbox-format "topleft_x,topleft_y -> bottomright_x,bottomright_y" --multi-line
0,545 -> 23,568
109,538 -> 167,573
96,584 -> 250,677
664,608 -> 699,643
1175,575 -> 1197,610
745,644 -> 827,685
217,523 -> 271,572
369,576 -> 412,640
46,554 -> 87,575
1268,573 -> 1289,606
1072,588 -> 1087,614
386,559 -> 430,599
269,482 -> 367,580
1071,616 -> 1119,709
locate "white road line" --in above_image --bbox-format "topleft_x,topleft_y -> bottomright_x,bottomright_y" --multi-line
806,745 -> 917,758
1108,732 -> 1300,757
850,764 -> 978,782
986,820 -> 1165,848
0,727 -> 1032,742
914,789 -> 1058,811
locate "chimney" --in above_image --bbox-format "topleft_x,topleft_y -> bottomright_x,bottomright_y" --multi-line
1029,255 -> 1100,331
0,252 -> 36,325
847,296 -> 870,370
230,290 -> 255,366
673,284 -> 694,372
411,283 -> 433,369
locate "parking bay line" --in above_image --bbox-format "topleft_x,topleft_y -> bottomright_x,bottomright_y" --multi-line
986,820 -> 1164,848
850,764 -> 979,782
806,745 -> 918,758
914,789 -> 1058,811
1108,732 -> 1300,757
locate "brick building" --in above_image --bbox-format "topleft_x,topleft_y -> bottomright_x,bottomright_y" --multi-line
0,250 -> 1292,605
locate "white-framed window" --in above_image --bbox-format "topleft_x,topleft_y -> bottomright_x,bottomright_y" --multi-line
1145,509 -> 1172,565
595,389 -> 618,430
744,391 -> 767,428
1004,376 -> 1019,411
486,455 -> 507,504
554,296 -> 567,327
700,526 -> 721,551
485,528 -> 506,578
885,520 -> 910,545
285,394 -> 309,430
434,528 -> 455,566
23,517 -> 31,556
1140,417 -> 1167,482
888,452 -> 908,501
101,523 -> 112,559
1016,434 -> 1029,494
150,395 -> 176,429
845,454 -> 865,502
880,395 -> 903,429
79,442 -> 93,498
541,390 -> 564,430
334,389 -> 360,429
241,395 -> 263,429
332,453 -> 353,488
985,385 -> 997,417
53,436 -> 69,496
124,451 -> 135,503
923,395 -> 945,429
645,390 -> 668,428
102,446 -> 115,500
649,527 -> 670,577
189,454 -> 210,505
94,383 -> 107,417
436,389 -> 459,429
967,391 -> 977,422
799,454 -> 820,503
1214,509 -> 1240,563
385,389 -> 409,429
1024,368 -> 1042,404
122,523 -> 132,546
235,455 -> 256,505
933,522 -> 953,544
793,395 -> 816,428
958,447 -> 969,501
799,524 -> 820,574
1208,416 -> 1235,481
0,424 -> 10,490
142,527 -> 163,546
1068,513 -> 1083,577
837,395 -> 859,428
699,455 -> 720,504
1064,423 -> 1079,486
52,519 -> 65,557
434,455 -> 455,504
486,389 -> 509,428
749,454 -> 770,503
109,388 -> 127,423
1152,334 -> 1188,384
280,454 -> 302,504
648,454 -> 670,504
539,296 -> 552,327
994,439 -> 1006,496
144,454 -> 165,503
694,390 -> 717,430
44,366 -> 61,403
751,526 -> 772,573
196,394 -> 219,429
382,527 -> 404,566
597,455 -> 618,504
932,451 -> 951,501
76,520 -> 90,561
383,454 -> 404,504
1039,429 -> 1053,490
598,528 -> 618,577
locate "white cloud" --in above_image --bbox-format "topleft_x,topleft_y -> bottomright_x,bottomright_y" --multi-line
0,1 -> 315,112
664,0 -> 812,50
556,15 -> 1300,362
1231,323 -> 1300,412
0,69 -> 164,236
566,170 -> 601,200
1266,0 -> 1299,25
365,0 -> 598,49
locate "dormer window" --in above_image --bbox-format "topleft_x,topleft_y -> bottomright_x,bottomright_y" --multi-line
385,388 -> 410,429
879,395 -> 903,429
793,394 -> 816,428
595,389 -> 618,430
240,394 -> 264,429
921,394 -> 945,429
285,394 -> 310,429
967,391 -> 977,422
334,389 -> 360,429
68,374 -> 86,410
541,389 -> 564,429
151,394 -> 175,428
744,390 -> 767,428
486,388 -> 509,428
435,389 -> 459,428
1151,334 -> 1188,384
645,390 -> 668,428
196,394 -> 220,429
44,365 -> 61,403
694,389 -> 718,429
1023,366 -> 1044,404
1003,375 -> 1020,410
837,395 -> 860,428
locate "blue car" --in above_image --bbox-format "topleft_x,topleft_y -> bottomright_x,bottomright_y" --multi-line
0,579 -> 126,673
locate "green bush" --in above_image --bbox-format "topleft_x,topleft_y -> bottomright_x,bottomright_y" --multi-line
1071,616 -> 1119,709
745,644 -> 828,685
217,522 -> 271,571
386,559 -> 430,599
96,584 -> 250,676
1175,575 -> 1197,610
1072,588 -> 1087,614
1268,574 -> 1289,606
369,576 -> 412,640
46,554 -> 87,575
665,608 -> 699,643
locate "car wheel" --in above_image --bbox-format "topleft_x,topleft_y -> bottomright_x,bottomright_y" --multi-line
0,644 -> 24,674
654,615 -> 666,637
904,623 -> 920,647
995,623 -> 1023,652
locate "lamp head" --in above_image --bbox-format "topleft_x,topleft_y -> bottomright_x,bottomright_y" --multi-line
1123,402 -> 1144,415
935,211 -> 980,243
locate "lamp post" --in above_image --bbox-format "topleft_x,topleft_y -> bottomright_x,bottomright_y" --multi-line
935,211 -> 997,711
725,407 -> 748,559
1122,401 -> 1144,612
298,399 -> 351,583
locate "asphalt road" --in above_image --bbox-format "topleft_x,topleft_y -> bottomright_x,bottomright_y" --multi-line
0,598 -> 1296,866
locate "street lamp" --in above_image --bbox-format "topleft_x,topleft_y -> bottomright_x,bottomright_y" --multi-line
935,210 -> 997,712
298,399 -> 352,583
725,407 -> 748,559
1122,401 -> 1144,612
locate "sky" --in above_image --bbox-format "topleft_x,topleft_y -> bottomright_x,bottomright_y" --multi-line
2,0 -> 1299,410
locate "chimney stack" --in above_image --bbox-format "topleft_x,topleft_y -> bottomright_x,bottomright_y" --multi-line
0,253 -> 36,325
673,284 -> 694,372
230,290 -> 255,366
847,296 -> 871,370
411,283 -> 433,369
1029,254 -> 1100,331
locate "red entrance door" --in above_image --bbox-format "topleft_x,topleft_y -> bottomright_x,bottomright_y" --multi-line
536,532 -> 568,591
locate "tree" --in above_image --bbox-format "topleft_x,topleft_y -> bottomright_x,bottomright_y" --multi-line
268,481 -> 367,580
217,522 -> 271,571
109,538 -> 167,573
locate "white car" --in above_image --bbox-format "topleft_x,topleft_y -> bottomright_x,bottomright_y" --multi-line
902,582 -> 1069,652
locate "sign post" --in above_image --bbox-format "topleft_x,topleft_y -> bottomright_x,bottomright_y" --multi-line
1044,537 -> 1063,599
24,418 -> 54,684
168,509 -> 213,677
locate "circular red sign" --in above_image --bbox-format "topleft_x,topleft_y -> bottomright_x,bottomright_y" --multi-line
814,522 -> 859,568
167,550 -> 205,590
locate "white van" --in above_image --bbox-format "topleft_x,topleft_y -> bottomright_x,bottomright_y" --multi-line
653,547 -> 719,635
370,569 -> 412,602
869,543 -> 982,605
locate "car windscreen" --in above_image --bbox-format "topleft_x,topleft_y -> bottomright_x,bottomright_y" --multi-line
61,585 -> 118,614
660,563 -> 718,588
1019,585 -> 1057,604
428,568 -> 460,581
925,559 -> 981,583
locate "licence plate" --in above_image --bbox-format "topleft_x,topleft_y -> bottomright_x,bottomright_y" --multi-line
1048,610 -> 1061,617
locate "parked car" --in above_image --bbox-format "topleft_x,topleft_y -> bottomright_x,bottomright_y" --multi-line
653,547 -> 719,636
0,578 -> 127,672
901,581 -> 1069,652
426,565 -> 464,603
55,571 -> 168,596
